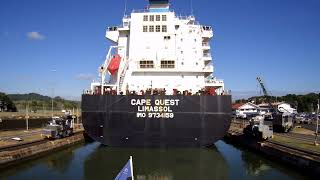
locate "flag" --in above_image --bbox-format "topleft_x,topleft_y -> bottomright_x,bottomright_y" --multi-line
115,156 -> 134,180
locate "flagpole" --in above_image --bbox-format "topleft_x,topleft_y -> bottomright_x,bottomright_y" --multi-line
130,156 -> 134,180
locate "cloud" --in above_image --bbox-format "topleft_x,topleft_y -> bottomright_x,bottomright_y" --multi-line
75,73 -> 95,81
27,31 -> 45,40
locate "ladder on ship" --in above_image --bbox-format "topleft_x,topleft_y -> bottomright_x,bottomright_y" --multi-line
118,58 -> 129,94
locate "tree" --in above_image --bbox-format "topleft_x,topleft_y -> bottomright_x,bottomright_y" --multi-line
0,92 -> 17,112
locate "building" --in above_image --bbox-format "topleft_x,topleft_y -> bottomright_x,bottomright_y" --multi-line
258,102 -> 297,114
235,102 -> 261,119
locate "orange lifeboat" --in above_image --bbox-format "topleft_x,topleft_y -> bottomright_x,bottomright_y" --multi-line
107,54 -> 121,75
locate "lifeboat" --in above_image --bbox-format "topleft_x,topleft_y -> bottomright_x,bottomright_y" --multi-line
107,54 -> 121,75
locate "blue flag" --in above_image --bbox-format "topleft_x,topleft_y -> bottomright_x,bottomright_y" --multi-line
115,156 -> 134,180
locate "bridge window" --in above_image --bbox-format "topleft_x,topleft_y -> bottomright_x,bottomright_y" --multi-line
162,25 -> 167,32
156,25 -> 161,32
149,25 -> 154,32
143,15 -> 148,21
150,15 -> 154,21
140,60 -> 154,68
143,26 -> 148,32
162,15 -> 167,21
156,15 -> 161,21
161,60 -> 175,68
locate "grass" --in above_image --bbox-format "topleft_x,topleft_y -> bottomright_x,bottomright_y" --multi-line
291,127 -> 315,136
272,135 -> 320,153
0,130 -> 43,147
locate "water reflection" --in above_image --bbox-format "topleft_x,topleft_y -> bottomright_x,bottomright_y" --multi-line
0,141 -> 307,180
84,145 -> 229,180
0,144 -> 81,179
241,150 -> 270,176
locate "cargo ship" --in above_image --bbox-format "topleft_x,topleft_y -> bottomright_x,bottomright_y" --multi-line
82,0 -> 232,147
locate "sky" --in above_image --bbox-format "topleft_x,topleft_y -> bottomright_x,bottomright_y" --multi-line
0,0 -> 319,100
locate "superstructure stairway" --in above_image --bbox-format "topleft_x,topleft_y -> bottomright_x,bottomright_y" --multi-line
118,58 -> 129,93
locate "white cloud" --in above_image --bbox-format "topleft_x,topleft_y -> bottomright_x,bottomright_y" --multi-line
75,73 -> 94,81
27,31 -> 45,40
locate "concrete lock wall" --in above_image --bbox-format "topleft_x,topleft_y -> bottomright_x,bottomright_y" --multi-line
0,118 -> 51,130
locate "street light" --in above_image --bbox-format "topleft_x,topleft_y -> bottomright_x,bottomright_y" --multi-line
51,69 -> 57,118
315,98 -> 319,146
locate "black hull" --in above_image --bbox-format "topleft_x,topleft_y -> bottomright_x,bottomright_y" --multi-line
82,95 -> 232,147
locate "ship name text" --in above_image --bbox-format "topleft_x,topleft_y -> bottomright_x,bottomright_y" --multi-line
131,99 -> 180,119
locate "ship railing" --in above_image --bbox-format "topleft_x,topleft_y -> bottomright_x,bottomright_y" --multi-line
202,26 -> 212,31
205,78 -> 224,84
108,24 -> 130,31
107,26 -> 118,32
202,42 -> 210,46
132,9 -> 174,13
175,15 -> 200,25
203,53 -> 212,58
176,15 -> 192,20
123,15 -> 131,19
203,64 -> 214,71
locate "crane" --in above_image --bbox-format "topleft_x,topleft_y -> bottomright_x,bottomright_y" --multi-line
256,76 -> 293,132
256,77 -> 276,113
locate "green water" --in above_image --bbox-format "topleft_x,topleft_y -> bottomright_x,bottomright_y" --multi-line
0,141 -> 308,180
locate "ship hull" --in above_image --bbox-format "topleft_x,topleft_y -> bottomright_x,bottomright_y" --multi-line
82,95 -> 232,147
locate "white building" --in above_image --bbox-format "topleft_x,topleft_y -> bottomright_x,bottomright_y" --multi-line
91,0 -> 225,95
236,102 -> 261,119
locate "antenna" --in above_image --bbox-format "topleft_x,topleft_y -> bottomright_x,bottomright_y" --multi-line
124,0 -> 127,16
190,0 -> 194,15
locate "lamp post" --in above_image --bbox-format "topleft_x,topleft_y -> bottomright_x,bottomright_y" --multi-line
51,69 -> 57,118
315,99 -> 319,146
25,102 -> 29,131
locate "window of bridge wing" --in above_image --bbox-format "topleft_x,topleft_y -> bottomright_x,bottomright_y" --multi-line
140,60 -> 154,68
161,60 -> 175,68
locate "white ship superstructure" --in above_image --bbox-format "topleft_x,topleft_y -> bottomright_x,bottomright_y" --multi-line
91,0 -> 225,95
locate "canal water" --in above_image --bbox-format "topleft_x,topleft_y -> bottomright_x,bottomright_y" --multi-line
0,141 -> 307,180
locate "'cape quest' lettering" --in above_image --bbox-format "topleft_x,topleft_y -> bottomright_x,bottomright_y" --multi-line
131,99 -> 180,119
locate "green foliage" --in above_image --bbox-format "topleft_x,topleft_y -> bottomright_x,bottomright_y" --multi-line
0,92 -> 17,112
7,93 -> 80,112
235,93 -> 320,113
8,93 -> 52,101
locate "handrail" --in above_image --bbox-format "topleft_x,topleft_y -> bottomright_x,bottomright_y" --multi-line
132,9 -> 174,13
203,53 -> 212,57
202,42 -> 210,46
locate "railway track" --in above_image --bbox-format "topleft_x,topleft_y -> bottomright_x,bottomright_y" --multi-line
227,125 -> 320,159
265,140 -> 320,160
274,132 -> 316,143
0,139 -> 49,152
0,131 -> 84,152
